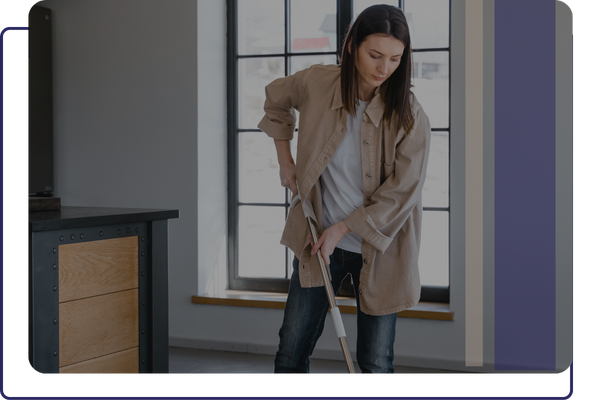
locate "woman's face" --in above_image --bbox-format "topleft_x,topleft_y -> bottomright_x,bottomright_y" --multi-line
354,33 -> 405,98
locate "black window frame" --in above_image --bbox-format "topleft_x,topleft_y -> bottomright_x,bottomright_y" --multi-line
227,0 -> 450,303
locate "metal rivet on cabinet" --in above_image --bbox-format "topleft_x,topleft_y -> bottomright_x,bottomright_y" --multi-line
53,351 -> 58,357
99,231 -> 103,237
70,234 -> 75,240
53,285 -> 57,291
52,248 -> 56,254
135,228 -> 139,233
60,236 -> 64,242
53,319 -> 57,324
80,234 -> 84,240
53,264 -> 57,270
117,229 -> 121,235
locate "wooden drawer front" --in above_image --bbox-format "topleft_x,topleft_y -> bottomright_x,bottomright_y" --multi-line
59,289 -> 139,367
59,348 -> 139,373
59,236 -> 139,303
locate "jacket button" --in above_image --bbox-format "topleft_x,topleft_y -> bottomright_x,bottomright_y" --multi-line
363,258 -> 368,264
364,141 -> 370,146
366,196 -> 372,202
366,173 -> 373,179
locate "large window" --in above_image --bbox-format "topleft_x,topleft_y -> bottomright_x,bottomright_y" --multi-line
227,0 -> 450,302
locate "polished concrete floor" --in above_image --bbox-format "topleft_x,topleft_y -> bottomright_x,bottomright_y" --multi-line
169,347 -> 452,373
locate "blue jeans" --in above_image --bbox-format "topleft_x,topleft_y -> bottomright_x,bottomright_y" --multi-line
274,248 -> 397,373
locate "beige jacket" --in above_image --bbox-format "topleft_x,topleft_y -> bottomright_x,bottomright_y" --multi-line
258,64 -> 431,315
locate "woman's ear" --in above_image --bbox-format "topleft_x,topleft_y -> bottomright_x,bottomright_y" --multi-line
347,38 -> 352,54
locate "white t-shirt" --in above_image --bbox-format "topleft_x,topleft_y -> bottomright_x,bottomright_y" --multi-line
320,99 -> 369,254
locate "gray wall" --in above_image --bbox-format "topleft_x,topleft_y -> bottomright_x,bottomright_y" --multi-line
44,0 -> 474,371
43,0 -> 235,360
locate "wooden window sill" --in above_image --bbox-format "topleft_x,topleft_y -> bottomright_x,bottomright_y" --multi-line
191,291 -> 454,321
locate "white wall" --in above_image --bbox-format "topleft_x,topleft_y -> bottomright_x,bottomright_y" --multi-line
195,0 -> 228,301
46,0 -> 474,371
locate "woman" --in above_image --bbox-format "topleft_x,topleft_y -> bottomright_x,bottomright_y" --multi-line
258,4 -> 431,373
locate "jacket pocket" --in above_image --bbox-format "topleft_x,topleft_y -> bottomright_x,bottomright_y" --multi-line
382,161 -> 395,180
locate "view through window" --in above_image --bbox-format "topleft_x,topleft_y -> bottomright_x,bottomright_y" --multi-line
228,0 -> 450,301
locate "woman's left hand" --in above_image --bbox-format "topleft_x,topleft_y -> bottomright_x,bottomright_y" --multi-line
310,221 -> 351,265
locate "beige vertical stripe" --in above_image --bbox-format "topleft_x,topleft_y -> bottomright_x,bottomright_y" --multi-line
465,0 -> 484,367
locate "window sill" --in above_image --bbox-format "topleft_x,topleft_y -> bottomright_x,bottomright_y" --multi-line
191,291 -> 454,321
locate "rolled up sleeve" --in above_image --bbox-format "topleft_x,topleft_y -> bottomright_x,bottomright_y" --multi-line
257,68 -> 310,141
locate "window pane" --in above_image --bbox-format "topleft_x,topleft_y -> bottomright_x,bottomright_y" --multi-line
412,51 -> 449,129
423,131 -> 449,208
231,0 -> 451,293
238,0 -> 284,55
238,57 -> 285,129
284,134 -> 299,202
239,206 -> 286,278
353,0 -> 397,18
405,0 -> 449,49
290,54 -> 338,75
419,211 -> 449,287
290,132 -> 298,162
287,247 -> 295,278
290,0 -> 336,53
239,132 -> 285,204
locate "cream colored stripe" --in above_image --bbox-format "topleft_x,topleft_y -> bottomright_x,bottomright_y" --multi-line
465,0 -> 484,367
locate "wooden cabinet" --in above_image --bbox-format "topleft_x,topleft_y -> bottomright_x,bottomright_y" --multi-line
58,236 -> 139,372
29,206 -> 178,373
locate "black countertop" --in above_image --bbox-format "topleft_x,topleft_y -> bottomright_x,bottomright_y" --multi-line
30,206 -> 179,232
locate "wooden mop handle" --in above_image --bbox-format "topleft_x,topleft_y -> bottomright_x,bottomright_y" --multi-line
306,217 -> 355,373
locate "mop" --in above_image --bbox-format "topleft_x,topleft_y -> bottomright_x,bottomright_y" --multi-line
296,189 -> 356,373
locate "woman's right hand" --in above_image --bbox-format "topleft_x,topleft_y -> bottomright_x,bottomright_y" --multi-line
274,139 -> 298,197
279,161 -> 298,197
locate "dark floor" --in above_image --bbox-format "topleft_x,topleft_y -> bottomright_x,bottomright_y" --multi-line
169,347 -> 451,373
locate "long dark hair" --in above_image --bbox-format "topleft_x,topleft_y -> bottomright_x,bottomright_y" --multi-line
340,4 -> 414,133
